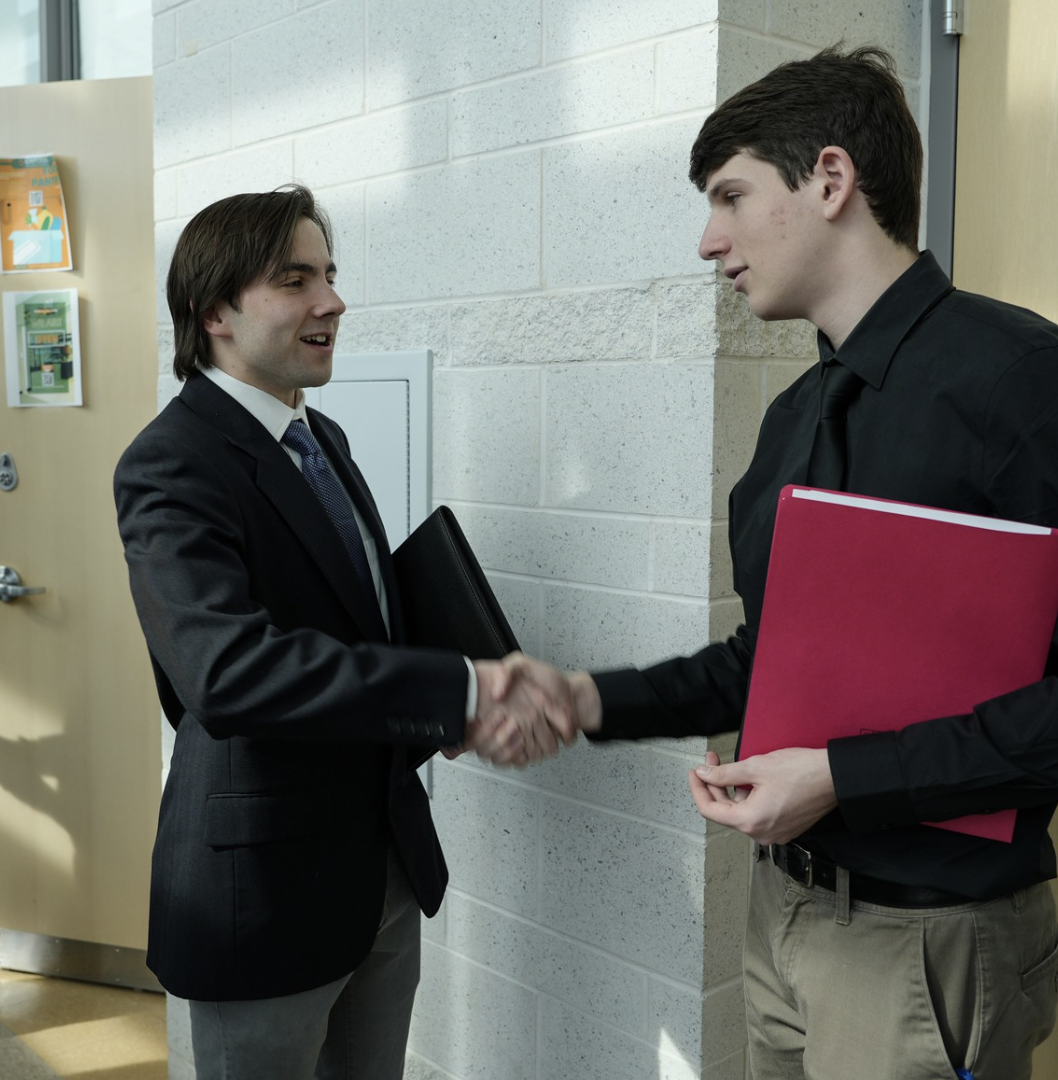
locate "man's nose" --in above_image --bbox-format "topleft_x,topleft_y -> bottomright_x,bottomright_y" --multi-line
698,217 -> 728,262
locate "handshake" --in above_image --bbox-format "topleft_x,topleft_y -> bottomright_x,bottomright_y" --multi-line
453,652 -> 603,768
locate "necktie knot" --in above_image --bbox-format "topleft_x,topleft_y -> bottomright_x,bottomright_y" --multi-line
281,418 -> 319,458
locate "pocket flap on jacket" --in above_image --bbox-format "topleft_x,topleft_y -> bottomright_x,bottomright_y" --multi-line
204,788 -> 336,848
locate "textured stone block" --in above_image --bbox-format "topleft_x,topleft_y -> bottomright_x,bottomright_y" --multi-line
712,358 -> 762,516
153,13 -> 176,67
154,48 -> 232,168
545,362 -> 712,517
701,981 -> 748,1064
526,737 -> 650,819
656,280 -> 719,360
452,49 -> 654,157
702,827 -> 751,981
174,143 -> 295,218
369,155 -> 541,302
656,26 -> 719,114
177,0 -> 291,52
336,305 -> 450,366
317,185 -> 366,309
653,519 -> 712,599
545,0 -> 718,62
647,745 -> 712,832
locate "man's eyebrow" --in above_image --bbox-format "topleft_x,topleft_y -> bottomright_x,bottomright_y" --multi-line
273,260 -> 338,277
707,177 -> 740,202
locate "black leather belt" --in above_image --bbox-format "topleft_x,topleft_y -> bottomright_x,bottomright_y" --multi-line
758,842 -> 974,908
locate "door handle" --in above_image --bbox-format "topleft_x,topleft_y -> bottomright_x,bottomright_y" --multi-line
0,566 -> 46,603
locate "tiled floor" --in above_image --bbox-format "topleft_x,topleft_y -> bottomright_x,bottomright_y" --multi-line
0,968 -> 167,1079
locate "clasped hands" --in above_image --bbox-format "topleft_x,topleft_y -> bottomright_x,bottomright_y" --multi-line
454,653 -> 602,768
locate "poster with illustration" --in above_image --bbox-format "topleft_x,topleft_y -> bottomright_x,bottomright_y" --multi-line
0,155 -> 73,273
3,289 -> 82,407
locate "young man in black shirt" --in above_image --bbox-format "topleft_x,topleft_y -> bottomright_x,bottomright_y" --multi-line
514,45 -> 1058,1080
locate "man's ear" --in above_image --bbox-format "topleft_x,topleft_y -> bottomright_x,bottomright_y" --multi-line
815,146 -> 857,221
201,303 -> 231,340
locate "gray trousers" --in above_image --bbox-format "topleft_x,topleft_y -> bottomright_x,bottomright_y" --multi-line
744,855 -> 1058,1080
189,850 -> 422,1080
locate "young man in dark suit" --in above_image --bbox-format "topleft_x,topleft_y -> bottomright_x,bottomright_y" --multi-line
511,46 -> 1058,1080
115,186 -> 568,1080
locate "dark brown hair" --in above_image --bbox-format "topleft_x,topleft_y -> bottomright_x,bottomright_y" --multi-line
689,45 -> 922,250
167,185 -> 334,381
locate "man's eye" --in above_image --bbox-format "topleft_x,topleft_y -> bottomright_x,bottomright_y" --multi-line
726,192 -> 742,205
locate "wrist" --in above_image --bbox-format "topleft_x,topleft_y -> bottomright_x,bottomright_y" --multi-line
569,671 -> 602,733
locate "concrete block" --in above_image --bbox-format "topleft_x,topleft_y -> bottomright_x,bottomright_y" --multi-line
543,583 -> 712,672
153,169 -> 177,221
647,746 -> 711,833
232,2 -> 364,146
545,120 -> 707,288
545,363 -> 712,517
296,100 -> 448,188
711,358 -> 762,517
708,521 -> 734,600
540,797 -> 704,982
409,942 -> 537,1080
403,1053 -> 449,1080
154,48 -> 232,169
648,977 -> 705,1065
716,0 -> 765,31
449,287 -> 655,365
527,736 -> 649,819
764,358 -> 815,405
702,828 -> 751,982
153,13 -> 175,67
708,596 -> 744,646
317,184 -> 366,309
369,156 -> 541,302
177,0 -> 292,53
166,995 -> 194,1068
545,0 -> 718,63
153,0 -> 183,12
432,367 -> 541,506
444,892 -> 648,1034
656,281 -> 718,361
174,143 -> 296,218
367,0 -> 540,107
656,27 -> 719,115
702,1049 -> 748,1080
335,305 -> 449,366
715,31 -> 808,104
452,49 -> 654,158
155,218 -> 187,326
430,762 -> 540,918
700,980 -> 748,1065
452,504 -> 651,591
714,277 -> 816,359
653,519 -> 712,599
485,574 -> 543,657
538,995 -> 700,1080
768,0 -> 923,78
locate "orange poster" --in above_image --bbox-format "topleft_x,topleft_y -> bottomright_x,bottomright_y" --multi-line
0,154 -> 73,273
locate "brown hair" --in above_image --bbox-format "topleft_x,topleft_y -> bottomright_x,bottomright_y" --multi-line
167,185 -> 334,381
689,45 -> 922,251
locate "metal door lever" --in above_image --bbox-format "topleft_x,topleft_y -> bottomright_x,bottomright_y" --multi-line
0,566 -> 46,602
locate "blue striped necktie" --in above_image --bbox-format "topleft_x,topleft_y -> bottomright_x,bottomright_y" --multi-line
282,419 -> 376,596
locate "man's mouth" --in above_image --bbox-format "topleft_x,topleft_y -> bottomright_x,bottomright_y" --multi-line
301,333 -> 333,347
726,268 -> 748,292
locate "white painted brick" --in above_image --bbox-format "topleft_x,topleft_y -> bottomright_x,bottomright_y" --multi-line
768,0 -> 923,78
715,32 -> 813,104
296,101 -> 448,188
700,981 -> 748,1065
368,155 -> 541,302
153,0 -> 183,12
177,0 -> 293,54
648,978 -> 705,1065
366,0 -> 540,108
153,169 -> 178,221
443,892 -> 649,1034
336,305 -> 449,365
173,143 -> 296,217
154,48 -> 232,168
403,1054 -> 449,1080
647,746 -> 712,832
452,505 -> 651,591
166,995 -> 194,1069
421,892 -> 446,945
526,737 -> 650,818
409,942 -> 537,1080
430,762 -> 539,918
153,13 -> 176,67
538,992 -> 700,1080
432,367 -> 541,506
717,0 -> 765,32
481,574 -> 543,657
540,797 -> 704,982
449,287 -> 654,365
708,521 -> 734,600
545,363 -> 712,517
653,519 -> 712,598
545,0 -> 717,63
318,184 -> 366,309
709,596 -> 745,642
702,1050 -> 748,1080
543,584 -> 712,672
452,49 -> 654,158
702,828 -> 751,980
656,281 -> 718,360
232,3 -> 364,146
656,27 -> 719,115
545,120 -> 706,287
155,218 -> 187,325
716,280 -> 817,359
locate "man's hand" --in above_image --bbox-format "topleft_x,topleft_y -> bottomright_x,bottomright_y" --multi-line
688,748 -> 837,845
459,653 -> 583,768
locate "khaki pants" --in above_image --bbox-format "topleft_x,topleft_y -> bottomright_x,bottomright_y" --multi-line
745,856 -> 1058,1080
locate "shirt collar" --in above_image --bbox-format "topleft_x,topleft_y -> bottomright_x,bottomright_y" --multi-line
817,250 -> 955,389
201,365 -> 309,440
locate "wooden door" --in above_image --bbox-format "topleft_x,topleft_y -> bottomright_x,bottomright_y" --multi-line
952,2 -> 1058,1073
0,78 -> 159,955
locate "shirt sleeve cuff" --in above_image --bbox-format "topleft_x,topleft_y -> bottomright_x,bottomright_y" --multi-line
464,656 -> 478,723
828,730 -> 918,832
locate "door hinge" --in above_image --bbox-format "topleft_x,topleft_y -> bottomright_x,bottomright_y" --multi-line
943,0 -> 964,36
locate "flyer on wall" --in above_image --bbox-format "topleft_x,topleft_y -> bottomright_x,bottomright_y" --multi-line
3,289 -> 83,407
0,154 -> 73,273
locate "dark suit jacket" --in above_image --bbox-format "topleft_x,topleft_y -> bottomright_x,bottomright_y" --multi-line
114,372 -> 468,1001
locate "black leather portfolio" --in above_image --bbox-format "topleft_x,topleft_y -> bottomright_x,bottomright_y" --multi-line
392,505 -> 519,659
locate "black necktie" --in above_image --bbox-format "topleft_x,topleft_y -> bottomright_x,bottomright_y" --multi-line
282,420 -> 376,596
806,360 -> 863,490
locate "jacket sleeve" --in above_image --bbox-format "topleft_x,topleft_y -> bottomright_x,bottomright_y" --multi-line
114,419 -> 469,747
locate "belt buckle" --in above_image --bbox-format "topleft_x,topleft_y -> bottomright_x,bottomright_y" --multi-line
771,842 -> 814,888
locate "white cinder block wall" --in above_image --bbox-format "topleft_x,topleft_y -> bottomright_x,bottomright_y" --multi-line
151,3 -> 927,1078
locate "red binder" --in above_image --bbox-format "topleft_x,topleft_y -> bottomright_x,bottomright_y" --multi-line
739,486 -> 1058,842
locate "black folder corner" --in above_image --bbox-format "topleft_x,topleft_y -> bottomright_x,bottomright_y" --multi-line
392,506 -> 519,659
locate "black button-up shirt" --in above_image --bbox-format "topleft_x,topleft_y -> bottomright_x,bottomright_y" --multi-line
595,252 -> 1058,898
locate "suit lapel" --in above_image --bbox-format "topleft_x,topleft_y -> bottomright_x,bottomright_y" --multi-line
180,376 -> 390,642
